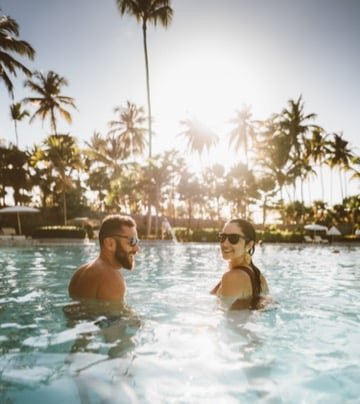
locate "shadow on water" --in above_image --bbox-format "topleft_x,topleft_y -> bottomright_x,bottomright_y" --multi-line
63,299 -> 142,359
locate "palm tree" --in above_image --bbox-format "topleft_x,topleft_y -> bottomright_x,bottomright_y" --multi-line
32,134 -> 82,224
325,132 -> 354,202
85,131 -> 129,179
311,200 -> 328,224
201,164 -> 225,222
0,14 -> 35,97
86,166 -> 111,211
23,70 -> 76,135
342,195 -> 360,233
279,95 -> 320,157
179,118 -> 218,162
278,95 -> 321,201
29,144 -> 58,208
304,128 -> 329,200
107,165 -> 143,213
256,116 -> 291,202
255,116 -> 293,223
177,170 -> 203,238
349,155 -> 360,185
257,175 -> 277,226
0,145 -> 31,206
223,163 -> 259,219
10,102 -> 29,147
139,151 -> 177,236
116,0 -> 173,158
108,101 -> 147,160
228,105 -> 254,166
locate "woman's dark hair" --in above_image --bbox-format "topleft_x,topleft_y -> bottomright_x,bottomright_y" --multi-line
99,214 -> 136,247
229,218 -> 262,302
229,218 -> 256,255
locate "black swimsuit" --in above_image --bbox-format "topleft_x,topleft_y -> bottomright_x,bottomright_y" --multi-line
213,265 -> 265,310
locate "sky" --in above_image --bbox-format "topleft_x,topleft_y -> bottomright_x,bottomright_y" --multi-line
0,0 -> 359,205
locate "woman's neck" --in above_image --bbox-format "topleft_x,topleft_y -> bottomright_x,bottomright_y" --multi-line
229,256 -> 250,269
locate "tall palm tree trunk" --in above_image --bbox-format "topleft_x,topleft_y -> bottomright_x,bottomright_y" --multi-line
319,164 -> 324,201
143,22 -> 153,237
300,178 -> 305,223
187,199 -> 192,239
142,23 -> 152,159
343,170 -> 348,198
51,108 -> 57,135
330,169 -> 333,206
262,196 -> 267,227
63,191 -> 67,225
338,168 -> 344,201
14,121 -> 19,148
307,179 -> 312,205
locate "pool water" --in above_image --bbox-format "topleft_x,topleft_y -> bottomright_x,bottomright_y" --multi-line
0,243 -> 359,403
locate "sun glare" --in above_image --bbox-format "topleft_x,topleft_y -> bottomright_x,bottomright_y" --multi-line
154,53 -> 259,169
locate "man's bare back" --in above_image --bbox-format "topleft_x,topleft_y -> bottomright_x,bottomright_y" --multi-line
68,215 -> 140,303
69,257 -> 126,301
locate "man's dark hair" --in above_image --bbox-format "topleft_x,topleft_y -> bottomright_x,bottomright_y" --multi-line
98,214 -> 136,246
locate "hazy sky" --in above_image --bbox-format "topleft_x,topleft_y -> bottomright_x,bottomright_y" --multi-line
1,0 -> 359,203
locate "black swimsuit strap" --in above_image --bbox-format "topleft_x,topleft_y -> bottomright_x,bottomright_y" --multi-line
232,265 -> 261,309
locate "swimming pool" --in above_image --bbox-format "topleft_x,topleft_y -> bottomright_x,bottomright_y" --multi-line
0,243 -> 359,403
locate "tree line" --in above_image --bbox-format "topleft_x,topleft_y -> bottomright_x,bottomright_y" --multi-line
1,6 -> 359,236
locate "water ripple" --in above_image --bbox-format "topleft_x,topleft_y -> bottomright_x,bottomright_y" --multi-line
0,243 -> 359,402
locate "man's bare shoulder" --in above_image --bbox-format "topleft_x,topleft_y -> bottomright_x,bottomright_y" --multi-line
70,259 -> 97,280
69,258 -> 102,297
69,257 -> 125,301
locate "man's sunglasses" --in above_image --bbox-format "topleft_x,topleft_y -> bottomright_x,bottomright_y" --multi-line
109,234 -> 140,247
218,232 -> 248,244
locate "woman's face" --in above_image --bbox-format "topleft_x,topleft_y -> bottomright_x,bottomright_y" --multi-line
220,222 -> 249,261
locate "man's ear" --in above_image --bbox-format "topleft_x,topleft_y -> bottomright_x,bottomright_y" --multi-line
103,236 -> 115,251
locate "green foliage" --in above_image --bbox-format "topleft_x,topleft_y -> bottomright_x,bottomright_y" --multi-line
173,227 -> 304,243
32,226 -> 86,239
0,14 -> 35,97
256,230 -> 304,243
174,227 -> 190,242
191,229 -> 219,242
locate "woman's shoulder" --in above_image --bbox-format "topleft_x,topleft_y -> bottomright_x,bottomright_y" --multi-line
222,268 -> 251,282
220,269 -> 252,296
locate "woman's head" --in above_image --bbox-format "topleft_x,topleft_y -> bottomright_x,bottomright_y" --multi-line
219,218 -> 256,262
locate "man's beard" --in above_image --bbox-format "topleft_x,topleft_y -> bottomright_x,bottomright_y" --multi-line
115,241 -> 133,270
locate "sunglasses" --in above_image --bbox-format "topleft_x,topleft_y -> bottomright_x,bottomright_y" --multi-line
218,232 -> 248,244
110,234 -> 140,247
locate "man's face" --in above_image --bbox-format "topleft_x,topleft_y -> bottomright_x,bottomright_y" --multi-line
113,225 -> 140,270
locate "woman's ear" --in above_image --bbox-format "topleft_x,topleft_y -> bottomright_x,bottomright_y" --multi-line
246,240 -> 255,253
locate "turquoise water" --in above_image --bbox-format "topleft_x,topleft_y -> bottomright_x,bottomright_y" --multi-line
0,243 -> 359,403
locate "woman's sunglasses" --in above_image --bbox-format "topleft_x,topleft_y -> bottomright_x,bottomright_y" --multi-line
218,232 -> 248,245
110,234 -> 140,247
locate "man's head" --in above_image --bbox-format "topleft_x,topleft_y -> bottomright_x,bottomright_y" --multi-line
99,214 -> 140,269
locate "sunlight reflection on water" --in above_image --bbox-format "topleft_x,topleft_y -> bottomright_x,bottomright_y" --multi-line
0,243 -> 359,403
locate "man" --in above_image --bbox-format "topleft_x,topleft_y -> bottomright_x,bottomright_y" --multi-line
68,214 -> 140,302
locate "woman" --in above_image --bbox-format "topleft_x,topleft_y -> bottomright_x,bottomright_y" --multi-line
211,219 -> 269,310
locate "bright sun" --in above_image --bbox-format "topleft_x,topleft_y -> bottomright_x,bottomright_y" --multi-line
154,53 -> 257,168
